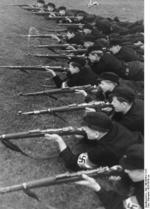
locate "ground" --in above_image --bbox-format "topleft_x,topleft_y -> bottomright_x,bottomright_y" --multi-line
0,0 -> 143,209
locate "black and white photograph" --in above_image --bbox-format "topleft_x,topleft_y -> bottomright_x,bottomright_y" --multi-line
0,0 -> 146,209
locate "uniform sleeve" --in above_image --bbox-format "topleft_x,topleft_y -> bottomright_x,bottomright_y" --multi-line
60,147 -> 97,171
59,147 -> 80,171
84,95 -> 93,103
52,75 -> 63,88
96,188 -> 124,209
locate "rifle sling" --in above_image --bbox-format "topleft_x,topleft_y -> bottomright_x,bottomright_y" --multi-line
1,139 -> 58,160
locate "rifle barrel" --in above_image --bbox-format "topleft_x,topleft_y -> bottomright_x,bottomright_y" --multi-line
18,102 -> 113,116
22,7 -> 40,11
20,34 -> 56,38
47,16 -> 76,20
29,54 -> 86,60
0,127 -> 85,140
19,85 -> 92,96
32,12 -> 50,15
0,167 -> 118,194
32,44 -> 77,49
0,66 -> 65,72
65,49 -> 87,54
58,23 -> 85,27
33,44 -> 66,48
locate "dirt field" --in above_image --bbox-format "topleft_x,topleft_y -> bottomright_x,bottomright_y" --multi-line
0,0 -> 143,209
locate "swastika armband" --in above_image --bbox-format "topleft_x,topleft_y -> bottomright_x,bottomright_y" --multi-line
77,152 -> 96,169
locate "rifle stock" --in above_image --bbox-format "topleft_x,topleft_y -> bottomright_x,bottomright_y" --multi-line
0,167 -> 122,194
0,127 -> 85,141
19,85 -> 94,96
18,102 -> 113,116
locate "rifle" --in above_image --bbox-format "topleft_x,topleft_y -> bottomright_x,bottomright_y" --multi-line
0,65 -> 67,73
32,13 -> 76,19
28,53 -> 86,60
20,34 -> 62,38
0,127 -> 85,141
9,4 -> 30,7
0,127 -> 85,158
47,29 -> 67,32
32,11 -> 51,15
46,16 -> 77,20
58,23 -> 85,27
64,49 -> 87,54
21,7 -> 41,11
18,102 -> 113,116
19,85 -> 95,97
0,167 -> 122,194
32,44 -> 78,49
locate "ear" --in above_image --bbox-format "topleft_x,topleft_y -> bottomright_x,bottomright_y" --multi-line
122,101 -> 129,109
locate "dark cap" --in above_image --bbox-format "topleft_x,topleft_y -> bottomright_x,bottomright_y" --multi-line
84,35 -> 95,42
82,112 -> 113,132
85,15 -> 96,23
46,3 -> 56,8
83,24 -> 93,30
87,46 -> 103,56
67,27 -> 77,33
37,0 -> 45,3
58,6 -> 66,11
120,144 -> 144,170
112,86 -> 136,103
99,72 -> 119,84
109,41 -> 122,47
76,11 -> 87,17
94,38 -> 109,48
68,57 -> 86,67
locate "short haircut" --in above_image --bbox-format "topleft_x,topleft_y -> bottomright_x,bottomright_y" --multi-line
58,6 -> 66,11
47,3 -> 56,8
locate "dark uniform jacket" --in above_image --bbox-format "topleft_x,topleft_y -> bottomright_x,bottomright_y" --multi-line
89,54 -> 144,81
97,177 -> 144,209
53,67 -> 98,88
114,46 -> 142,62
89,53 -> 124,76
113,99 -> 144,134
66,32 -> 84,45
60,122 -> 142,171
85,88 -> 112,103
124,61 -> 144,81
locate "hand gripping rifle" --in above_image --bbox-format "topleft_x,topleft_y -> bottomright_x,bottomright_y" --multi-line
19,85 -> 95,97
0,127 -> 85,158
18,102 -> 113,116
0,65 -> 67,73
0,127 -> 85,141
0,167 -> 122,196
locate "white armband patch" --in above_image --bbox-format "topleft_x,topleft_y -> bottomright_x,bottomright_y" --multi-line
77,153 -> 93,169
123,196 -> 142,209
